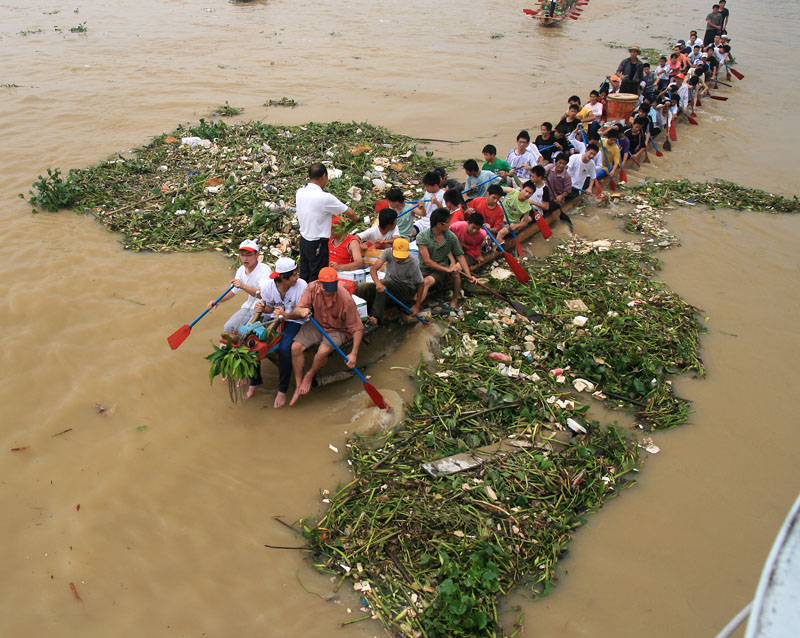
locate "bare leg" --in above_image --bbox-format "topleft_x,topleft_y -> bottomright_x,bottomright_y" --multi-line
289,342 -> 308,406
450,273 -> 462,309
295,345 -> 332,401
420,275 -> 435,307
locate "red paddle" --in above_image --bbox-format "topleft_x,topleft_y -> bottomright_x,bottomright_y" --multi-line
483,225 -> 531,284
727,64 -> 744,80
307,316 -> 387,410
669,117 -> 678,141
168,285 -> 234,350
706,91 -> 728,101
499,201 -> 523,255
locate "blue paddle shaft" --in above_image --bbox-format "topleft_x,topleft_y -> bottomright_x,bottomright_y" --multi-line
398,175 -> 501,219
483,225 -> 506,253
498,201 -> 521,245
383,290 -> 426,324
308,316 -> 368,384
190,285 -> 234,328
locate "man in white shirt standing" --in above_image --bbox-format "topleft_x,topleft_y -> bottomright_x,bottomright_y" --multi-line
295,163 -> 359,283
208,239 -> 273,333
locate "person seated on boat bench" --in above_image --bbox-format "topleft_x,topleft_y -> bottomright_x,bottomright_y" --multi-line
450,213 -> 489,268
208,239 -> 272,334
286,267 -> 363,406
640,63 -> 657,101
442,188 -> 471,224
357,206 -> 398,250
413,172 -> 447,238
417,207 -> 476,311
470,184 -> 506,236
565,95 -> 596,126
462,159 -> 497,202
252,257 -> 308,407
534,122 -> 558,166
566,144 -> 598,199
481,144 -> 511,186
356,237 -> 425,325
507,130 -> 542,184
328,215 -> 364,272
385,188 -> 414,240
545,155 -> 573,214
551,124 -> 574,159
623,118 -> 649,167
558,104 -> 583,137
598,128 -> 622,181
496,180 -> 535,245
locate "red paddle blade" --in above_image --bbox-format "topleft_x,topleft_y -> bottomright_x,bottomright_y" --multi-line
669,120 -> 677,141
696,97 -> 702,107
687,114 -> 699,125
514,236 -> 523,255
709,94 -> 728,101
593,181 -> 603,196
533,211 -> 553,239
503,252 -> 531,284
619,169 -> 628,184
569,14 -> 580,19
523,8 -> 539,15
730,67 -> 744,80
656,149 -> 664,157
608,178 -> 617,191
364,382 -> 388,410
167,325 -> 191,350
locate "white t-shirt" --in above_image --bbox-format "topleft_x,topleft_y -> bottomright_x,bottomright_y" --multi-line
676,84 -> 690,111
295,182 -> 348,241
415,188 -> 446,232
233,262 -> 273,310
506,147 -> 540,182
567,153 -> 597,192
655,64 -> 670,81
529,182 -> 550,212
584,101 -> 604,117
259,277 -> 309,324
358,225 -> 399,243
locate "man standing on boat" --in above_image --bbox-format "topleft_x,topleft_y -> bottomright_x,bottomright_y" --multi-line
616,46 -> 644,94
703,4 -> 724,46
285,267 -> 363,406
296,163 -> 359,283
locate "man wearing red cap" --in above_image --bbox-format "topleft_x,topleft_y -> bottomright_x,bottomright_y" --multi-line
207,239 -> 272,333
283,267 -> 364,406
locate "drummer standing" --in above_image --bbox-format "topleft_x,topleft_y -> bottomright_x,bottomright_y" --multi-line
616,46 -> 644,94
296,163 -> 359,283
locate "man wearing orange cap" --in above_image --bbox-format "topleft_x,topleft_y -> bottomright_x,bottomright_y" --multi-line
356,237 -> 426,324
284,267 -> 364,406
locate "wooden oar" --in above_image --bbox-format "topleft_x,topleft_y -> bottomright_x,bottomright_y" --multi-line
383,290 -> 429,326
726,63 -> 744,80
715,79 -> 733,88
705,90 -> 728,101
482,225 -> 531,284
499,201 -> 523,255
307,316 -> 388,410
168,285 -> 234,350
685,111 -> 699,126
512,174 -> 553,239
471,278 -> 540,322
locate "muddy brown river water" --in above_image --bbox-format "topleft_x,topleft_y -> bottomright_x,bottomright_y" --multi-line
2,0 -> 799,636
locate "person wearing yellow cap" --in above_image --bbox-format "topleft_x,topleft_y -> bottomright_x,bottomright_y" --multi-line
356,237 -> 426,324
281,267 -> 364,406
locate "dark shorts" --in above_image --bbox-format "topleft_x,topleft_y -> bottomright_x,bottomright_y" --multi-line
423,269 -> 452,291
299,236 -> 329,283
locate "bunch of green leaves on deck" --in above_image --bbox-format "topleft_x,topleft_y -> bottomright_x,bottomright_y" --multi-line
631,179 -> 800,213
20,121 -> 440,253
206,340 -> 258,385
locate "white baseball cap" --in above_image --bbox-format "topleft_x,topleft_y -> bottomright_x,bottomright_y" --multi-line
238,239 -> 259,252
270,257 -> 297,279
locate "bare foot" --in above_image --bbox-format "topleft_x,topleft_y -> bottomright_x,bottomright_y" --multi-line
449,299 -> 460,310
274,391 -> 287,409
245,385 -> 259,400
289,373 -> 314,406
367,315 -> 379,325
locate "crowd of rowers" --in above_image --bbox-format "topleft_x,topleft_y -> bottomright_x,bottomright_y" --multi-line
206,20 -> 736,408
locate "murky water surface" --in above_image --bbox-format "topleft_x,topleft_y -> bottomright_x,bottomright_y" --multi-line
2,0 -> 798,636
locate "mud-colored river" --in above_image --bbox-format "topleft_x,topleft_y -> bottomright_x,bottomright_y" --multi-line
2,0 -> 798,636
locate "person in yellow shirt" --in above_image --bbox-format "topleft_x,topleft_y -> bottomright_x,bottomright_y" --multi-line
598,129 -> 622,180
565,95 -> 596,124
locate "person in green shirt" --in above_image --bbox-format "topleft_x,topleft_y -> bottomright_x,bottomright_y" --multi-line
481,144 -> 512,185
495,180 -> 535,245
385,188 -> 416,239
416,208 -> 476,311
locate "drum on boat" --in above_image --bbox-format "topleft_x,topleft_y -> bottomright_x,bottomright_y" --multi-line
606,93 -> 639,120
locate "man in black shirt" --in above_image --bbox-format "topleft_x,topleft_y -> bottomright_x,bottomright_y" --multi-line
719,0 -> 729,33
616,46 -> 644,94
534,122 -> 558,164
